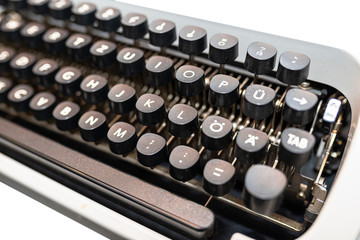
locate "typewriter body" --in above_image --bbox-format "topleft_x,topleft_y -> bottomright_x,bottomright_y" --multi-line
0,0 -> 360,239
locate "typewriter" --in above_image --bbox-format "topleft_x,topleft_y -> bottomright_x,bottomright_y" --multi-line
1,0 -> 360,239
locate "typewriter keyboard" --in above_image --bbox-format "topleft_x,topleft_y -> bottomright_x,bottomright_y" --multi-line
0,1 -> 352,239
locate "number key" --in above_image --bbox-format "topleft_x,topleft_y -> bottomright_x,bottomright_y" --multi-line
148,19 -> 176,47
178,25 -> 207,55
209,33 -> 238,64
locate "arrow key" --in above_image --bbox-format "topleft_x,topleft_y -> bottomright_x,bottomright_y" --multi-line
283,89 -> 318,125
29,92 -> 57,120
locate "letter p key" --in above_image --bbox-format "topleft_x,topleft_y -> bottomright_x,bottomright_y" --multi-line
218,80 -> 229,88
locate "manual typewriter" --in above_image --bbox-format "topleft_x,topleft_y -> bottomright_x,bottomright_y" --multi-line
1,0 -> 360,239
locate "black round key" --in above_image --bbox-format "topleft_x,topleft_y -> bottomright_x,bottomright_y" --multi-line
208,74 -> 239,107
27,0 -> 49,14
175,65 -> 205,97
243,164 -> 287,215
283,88 -> 318,125
80,74 -> 108,104
90,40 -> 117,69
243,84 -> 276,120
276,51 -> 310,85
66,33 -> 92,61
136,133 -> 167,168
117,47 -> 145,78
55,66 -> 82,95
72,2 -> 96,26
236,128 -> 268,165
201,115 -> 233,151
146,56 -> 174,87
136,93 -> 165,126
121,13 -> 148,39
78,111 -> 108,142
108,83 -> 137,114
29,92 -> 56,120
0,77 -> 13,102
0,46 -> 15,73
95,7 -> 121,32
203,159 -> 236,196
179,25 -> 207,55
10,52 -> 37,79
52,101 -> 80,131
7,84 -> 34,111
20,22 -> 46,48
148,19 -> 176,47
168,104 -> 198,138
32,58 -> 59,86
169,145 -> 199,182
0,16 -> 24,42
48,0 -> 72,20
244,42 -> 277,75
43,28 -> 69,55
279,128 -> 315,167
107,121 -> 137,155
209,33 -> 239,64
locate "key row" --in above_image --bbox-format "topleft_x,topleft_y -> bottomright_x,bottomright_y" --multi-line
0,7 -> 311,85
0,79 -> 316,168
0,52 -> 319,125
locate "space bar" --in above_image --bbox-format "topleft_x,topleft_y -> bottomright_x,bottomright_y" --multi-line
0,117 -> 214,239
